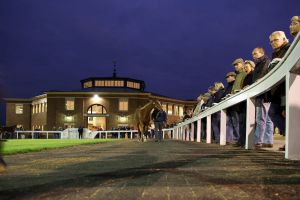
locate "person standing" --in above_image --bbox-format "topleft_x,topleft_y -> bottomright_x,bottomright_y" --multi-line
251,47 -> 273,148
267,31 -> 290,148
223,72 -> 237,143
78,126 -> 84,139
152,109 -> 167,142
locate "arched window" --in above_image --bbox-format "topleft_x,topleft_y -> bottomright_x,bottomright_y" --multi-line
87,104 -> 107,114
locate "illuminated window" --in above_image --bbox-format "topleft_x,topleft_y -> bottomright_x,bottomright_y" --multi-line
87,104 -> 107,114
179,106 -> 184,117
105,80 -> 115,87
127,81 -> 140,89
119,98 -> 128,111
167,104 -> 173,115
15,104 -> 23,114
65,98 -> 75,110
162,103 -> 167,112
114,80 -> 124,87
84,81 -> 92,88
174,105 -> 179,116
95,80 -> 105,86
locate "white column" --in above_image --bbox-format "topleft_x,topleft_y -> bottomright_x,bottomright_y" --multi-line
191,122 -> 195,142
16,131 -> 19,139
286,72 -> 300,160
245,98 -> 256,149
206,115 -> 211,144
105,132 -> 107,139
220,110 -> 227,145
180,127 -> 183,140
118,132 -> 120,139
130,131 -> 133,139
197,119 -> 201,142
46,132 -> 48,139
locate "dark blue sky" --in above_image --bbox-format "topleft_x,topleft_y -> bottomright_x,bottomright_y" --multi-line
0,0 -> 299,125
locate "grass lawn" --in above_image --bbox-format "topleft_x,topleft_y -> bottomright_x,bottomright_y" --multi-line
1,139 -> 122,155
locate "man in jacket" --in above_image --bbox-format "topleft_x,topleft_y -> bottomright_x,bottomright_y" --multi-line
152,109 -> 167,142
223,72 -> 239,143
251,47 -> 273,148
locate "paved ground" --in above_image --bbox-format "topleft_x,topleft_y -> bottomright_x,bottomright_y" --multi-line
0,140 -> 299,200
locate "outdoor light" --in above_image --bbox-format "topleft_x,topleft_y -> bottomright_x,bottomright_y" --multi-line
65,115 -> 74,122
119,116 -> 127,123
92,94 -> 102,101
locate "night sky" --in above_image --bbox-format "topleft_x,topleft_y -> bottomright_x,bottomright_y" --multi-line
0,0 -> 299,125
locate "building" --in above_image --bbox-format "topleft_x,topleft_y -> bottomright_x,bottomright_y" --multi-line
5,74 -> 197,131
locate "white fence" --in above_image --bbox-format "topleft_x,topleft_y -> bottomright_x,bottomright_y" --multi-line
15,128 -> 174,140
169,32 -> 300,160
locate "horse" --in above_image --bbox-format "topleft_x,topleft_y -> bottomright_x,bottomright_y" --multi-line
134,100 -> 163,142
0,125 -> 17,139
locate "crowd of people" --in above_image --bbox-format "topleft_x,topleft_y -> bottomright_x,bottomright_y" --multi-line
192,16 -> 300,150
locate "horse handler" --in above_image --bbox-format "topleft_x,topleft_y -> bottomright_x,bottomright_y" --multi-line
0,139 -> 7,172
152,109 -> 167,142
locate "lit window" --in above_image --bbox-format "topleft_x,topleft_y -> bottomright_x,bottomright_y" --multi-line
119,98 -> 128,111
174,105 -> 179,116
84,81 -> 92,88
105,80 -> 115,87
162,103 -> 167,112
87,104 -> 107,114
95,80 -> 105,86
114,80 -> 124,87
127,81 -> 140,89
15,104 -> 23,114
179,106 -> 184,117
65,98 -> 75,110
167,104 -> 173,115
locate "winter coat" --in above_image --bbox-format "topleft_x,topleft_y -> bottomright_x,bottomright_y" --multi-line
252,55 -> 270,82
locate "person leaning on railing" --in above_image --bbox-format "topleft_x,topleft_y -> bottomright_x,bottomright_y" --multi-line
266,31 -> 291,149
200,92 -> 211,140
222,72 -> 237,144
211,82 -> 225,143
251,47 -> 274,149
232,58 -> 247,147
242,60 -> 255,88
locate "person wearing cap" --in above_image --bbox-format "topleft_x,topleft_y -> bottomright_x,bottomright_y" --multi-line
231,58 -> 247,94
230,58 -> 247,146
290,16 -> 300,38
223,72 -> 236,97
222,72 -> 239,143
242,60 -> 255,88
251,47 -> 274,149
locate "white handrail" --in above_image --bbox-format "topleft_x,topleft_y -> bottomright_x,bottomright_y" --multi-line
171,31 -> 300,160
